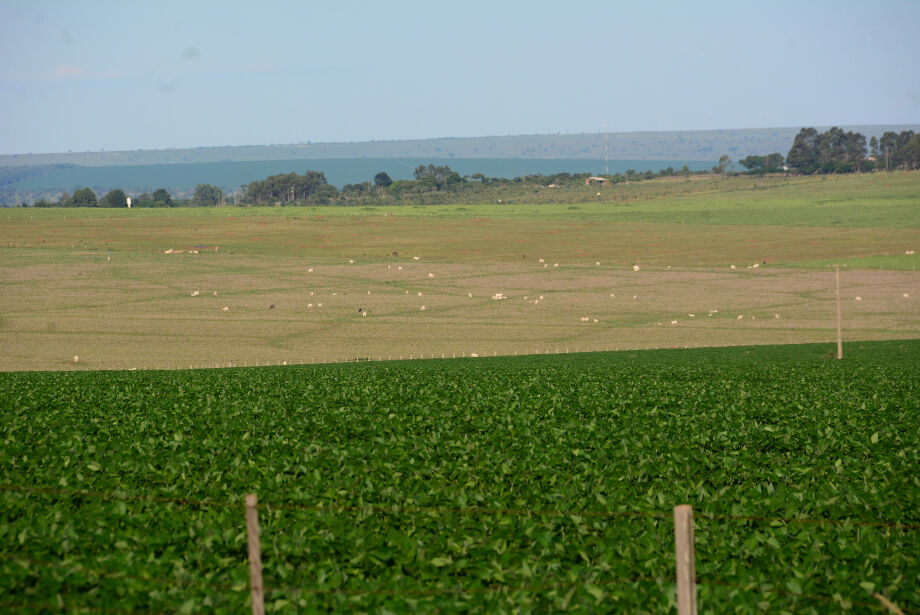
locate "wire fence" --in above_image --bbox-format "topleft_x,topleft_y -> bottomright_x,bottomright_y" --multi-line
3,483 -> 918,530
2,482 -> 917,613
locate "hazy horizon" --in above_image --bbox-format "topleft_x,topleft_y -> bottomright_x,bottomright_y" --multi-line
2,0 -> 918,155
7,123 -> 920,158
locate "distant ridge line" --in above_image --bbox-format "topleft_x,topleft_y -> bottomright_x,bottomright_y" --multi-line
2,125 -> 917,167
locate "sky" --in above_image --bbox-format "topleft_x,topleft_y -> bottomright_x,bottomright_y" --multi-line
1,0 -> 918,155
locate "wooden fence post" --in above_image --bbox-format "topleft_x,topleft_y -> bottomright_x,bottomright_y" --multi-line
835,264 -> 843,360
674,504 -> 697,615
245,494 -> 265,615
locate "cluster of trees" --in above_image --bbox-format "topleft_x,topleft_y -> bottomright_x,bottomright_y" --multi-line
873,130 -> 920,171
33,187 -> 126,208
783,127 -> 920,174
242,171 -> 335,204
30,186 -> 216,208
738,153 -> 785,173
785,127 -> 869,174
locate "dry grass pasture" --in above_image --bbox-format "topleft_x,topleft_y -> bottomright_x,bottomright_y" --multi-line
1,172 -> 918,371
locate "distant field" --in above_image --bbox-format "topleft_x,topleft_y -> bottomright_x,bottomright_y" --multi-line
6,171 -> 919,227
1,340 -> 918,612
1,172 -> 917,371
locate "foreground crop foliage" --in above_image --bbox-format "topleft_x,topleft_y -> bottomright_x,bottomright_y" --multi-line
1,341 -> 918,613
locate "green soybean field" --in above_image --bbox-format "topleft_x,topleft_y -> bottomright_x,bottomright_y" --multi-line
1,340 -> 918,614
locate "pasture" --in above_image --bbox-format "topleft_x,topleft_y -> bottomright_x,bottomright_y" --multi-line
1,172 -> 918,371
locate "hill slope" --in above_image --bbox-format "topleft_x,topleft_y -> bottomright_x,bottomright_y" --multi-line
2,125 -> 916,167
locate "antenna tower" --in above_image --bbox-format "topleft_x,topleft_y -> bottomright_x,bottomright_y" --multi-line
604,122 -> 609,175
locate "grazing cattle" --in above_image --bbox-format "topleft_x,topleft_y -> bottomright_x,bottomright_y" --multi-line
269,304 -> 275,309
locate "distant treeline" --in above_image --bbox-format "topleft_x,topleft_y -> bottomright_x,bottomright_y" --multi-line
23,162 -> 719,208
12,127 -> 920,207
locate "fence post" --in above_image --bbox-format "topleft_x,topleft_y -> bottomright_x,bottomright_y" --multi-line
835,264 -> 843,360
674,504 -> 697,615
245,494 -> 265,615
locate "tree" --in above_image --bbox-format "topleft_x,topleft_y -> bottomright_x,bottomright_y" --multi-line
100,188 -> 128,208
843,131 -> 867,171
892,130 -> 916,169
310,184 -> 339,205
763,153 -> 785,170
342,182 -> 372,195
879,131 -> 898,171
739,155 -> 764,170
718,155 -> 732,174
898,133 -> 920,170
373,172 -> 393,188
193,184 -> 224,206
70,187 -> 97,207
410,164 -> 462,192
869,136 -> 879,158
152,188 -> 173,206
786,128 -> 820,173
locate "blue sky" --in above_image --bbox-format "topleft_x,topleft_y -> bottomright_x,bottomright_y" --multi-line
1,0 -> 918,154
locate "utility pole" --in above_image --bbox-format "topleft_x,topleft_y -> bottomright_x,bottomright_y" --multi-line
604,122 -> 609,175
